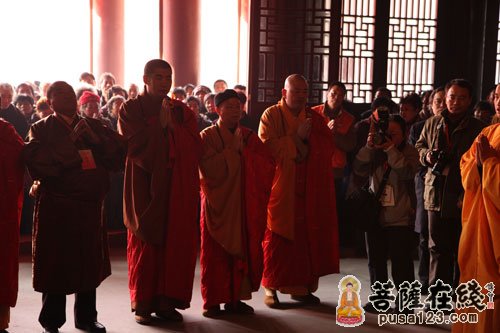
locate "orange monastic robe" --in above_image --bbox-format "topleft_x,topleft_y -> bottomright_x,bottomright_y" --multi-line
199,123 -> 275,308
453,124 -> 500,333
258,98 -> 339,293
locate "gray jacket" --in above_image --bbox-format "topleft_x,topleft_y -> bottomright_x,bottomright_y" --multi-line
353,144 -> 419,227
415,111 -> 484,218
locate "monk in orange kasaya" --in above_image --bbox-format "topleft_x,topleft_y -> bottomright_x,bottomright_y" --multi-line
453,123 -> 500,333
258,74 -> 340,307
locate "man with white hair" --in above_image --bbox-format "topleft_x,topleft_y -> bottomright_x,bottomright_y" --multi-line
0,83 -> 28,137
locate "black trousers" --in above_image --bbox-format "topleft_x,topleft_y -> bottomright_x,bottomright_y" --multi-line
335,177 -> 350,247
418,219 -> 430,288
365,226 -> 416,290
428,211 -> 461,290
414,173 -> 429,288
38,289 -> 97,329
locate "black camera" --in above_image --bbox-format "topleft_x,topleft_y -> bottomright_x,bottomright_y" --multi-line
373,107 -> 390,145
431,150 -> 448,176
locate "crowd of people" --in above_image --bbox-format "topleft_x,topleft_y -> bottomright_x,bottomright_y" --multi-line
0,58 -> 499,333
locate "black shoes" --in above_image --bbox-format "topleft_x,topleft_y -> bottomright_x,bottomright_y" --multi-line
42,328 -> 59,333
224,301 -> 255,314
202,305 -> 224,318
75,321 -> 106,333
290,293 -> 321,305
155,309 -> 183,322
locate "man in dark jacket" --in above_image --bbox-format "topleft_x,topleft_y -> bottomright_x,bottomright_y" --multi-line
23,81 -> 125,333
415,79 -> 485,294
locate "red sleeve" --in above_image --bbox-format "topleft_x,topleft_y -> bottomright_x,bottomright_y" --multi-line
0,120 -> 24,307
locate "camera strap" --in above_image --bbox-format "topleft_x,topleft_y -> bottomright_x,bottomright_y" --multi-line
375,165 -> 392,201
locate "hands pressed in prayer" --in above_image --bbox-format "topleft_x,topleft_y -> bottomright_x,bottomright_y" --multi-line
327,119 -> 335,131
160,97 -> 175,130
231,127 -> 244,153
297,118 -> 312,141
476,134 -> 497,166
71,119 -> 101,145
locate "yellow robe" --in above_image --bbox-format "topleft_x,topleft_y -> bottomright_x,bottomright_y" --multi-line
199,121 -> 243,256
258,98 -> 308,240
453,124 -> 500,333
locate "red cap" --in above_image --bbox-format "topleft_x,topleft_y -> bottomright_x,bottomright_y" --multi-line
79,91 -> 100,105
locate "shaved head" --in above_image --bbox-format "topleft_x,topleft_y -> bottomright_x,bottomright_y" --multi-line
282,74 -> 308,113
284,74 -> 308,90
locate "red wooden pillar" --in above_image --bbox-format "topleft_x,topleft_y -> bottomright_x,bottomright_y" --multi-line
160,0 -> 200,87
91,0 -> 125,85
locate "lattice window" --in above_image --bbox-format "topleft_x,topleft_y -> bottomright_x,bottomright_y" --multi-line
339,0 -> 376,103
255,0 -> 333,105
303,0 -> 333,103
387,0 -> 438,102
496,5 -> 500,84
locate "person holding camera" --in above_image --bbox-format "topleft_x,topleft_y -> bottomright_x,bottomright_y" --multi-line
352,113 -> 419,313
415,79 -> 485,294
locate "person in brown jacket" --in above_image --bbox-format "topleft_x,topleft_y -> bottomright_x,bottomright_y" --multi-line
23,81 -> 125,333
415,79 -> 485,297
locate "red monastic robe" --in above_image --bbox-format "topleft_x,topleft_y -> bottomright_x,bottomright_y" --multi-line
453,124 -> 500,333
311,104 -> 355,170
199,124 -> 275,308
258,99 -> 339,293
119,93 -> 201,312
0,119 -> 24,307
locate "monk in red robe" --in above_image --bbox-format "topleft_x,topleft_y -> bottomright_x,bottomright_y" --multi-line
312,81 -> 356,250
258,74 -> 340,307
0,119 -> 24,333
23,81 -> 125,333
118,59 -> 202,324
199,89 -> 275,317
453,123 -> 500,333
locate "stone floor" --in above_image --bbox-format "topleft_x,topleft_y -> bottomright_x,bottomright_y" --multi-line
9,247 -> 451,333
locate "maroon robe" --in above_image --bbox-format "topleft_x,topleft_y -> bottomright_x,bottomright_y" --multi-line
23,115 -> 125,293
0,119 -> 24,307
199,125 -> 275,308
119,93 -> 201,312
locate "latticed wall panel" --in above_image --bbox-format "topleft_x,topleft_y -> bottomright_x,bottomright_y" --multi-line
250,0 -> 337,112
339,0 -> 376,103
248,0 -> 439,114
386,0 -> 437,101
